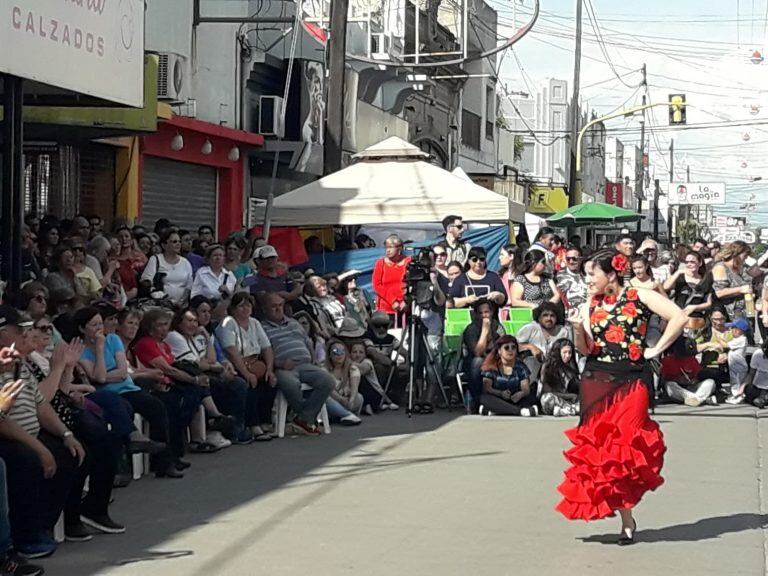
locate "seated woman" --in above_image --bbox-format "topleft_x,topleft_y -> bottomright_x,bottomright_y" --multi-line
214,292 -> 277,442
294,311 -> 327,366
132,309 -> 234,456
479,335 -> 538,417
36,312 -> 163,456
349,341 -> 399,411
324,340 -> 363,425
539,339 -> 580,417
167,307 -> 255,444
660,335 -> 717,407
77,308 -> 182,479
26,315 -> 127,537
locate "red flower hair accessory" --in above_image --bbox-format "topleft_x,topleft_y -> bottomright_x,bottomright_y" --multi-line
611,254 -> 629,275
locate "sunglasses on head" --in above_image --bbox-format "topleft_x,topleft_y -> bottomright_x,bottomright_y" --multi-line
330,348 -> 346,356
470,256 -> 486,263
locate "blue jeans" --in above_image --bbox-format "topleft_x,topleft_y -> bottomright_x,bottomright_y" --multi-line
89,389 -> 135,441
325,394 -> 363,421
275,363 -> 334,423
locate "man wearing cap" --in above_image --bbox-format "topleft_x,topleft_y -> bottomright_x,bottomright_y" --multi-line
363,312 -> 406,400
244,245 -> 303,303
0,306 -> 85,558
638,239 -> 669,284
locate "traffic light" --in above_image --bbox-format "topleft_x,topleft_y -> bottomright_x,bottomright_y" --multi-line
669,94 -> 686,125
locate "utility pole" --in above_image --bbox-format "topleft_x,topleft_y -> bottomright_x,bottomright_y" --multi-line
636,63 -> 646,233
653,179 -> 660,238
567,0 -> 583,206
323,0 -> 350,175
668,138 -> 675,242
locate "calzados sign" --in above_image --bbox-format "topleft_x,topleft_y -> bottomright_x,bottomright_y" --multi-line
1,0 -> 145,107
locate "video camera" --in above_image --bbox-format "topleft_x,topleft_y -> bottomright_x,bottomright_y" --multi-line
405,247 -> 433,284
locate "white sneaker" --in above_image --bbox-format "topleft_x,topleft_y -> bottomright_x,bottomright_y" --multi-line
387,403 -> 399,410
725,394 -> 745,405
705,396 -> 719,406
363,405 -> 375,416
684,396 -> 702,407
340,414 -> 362,426
553,406 -> 565,417
206,431 -> 231,449
520,408 -> 533,417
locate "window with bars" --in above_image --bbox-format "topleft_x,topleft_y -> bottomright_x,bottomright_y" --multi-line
462,109 -> 481,150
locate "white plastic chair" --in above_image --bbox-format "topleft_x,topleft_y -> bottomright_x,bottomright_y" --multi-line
274,384 -> 331,438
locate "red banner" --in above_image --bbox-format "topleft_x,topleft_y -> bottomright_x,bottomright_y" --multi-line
605,180 -> 624,206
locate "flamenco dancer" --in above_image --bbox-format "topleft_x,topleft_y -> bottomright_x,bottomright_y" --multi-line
556,250 -> 688,544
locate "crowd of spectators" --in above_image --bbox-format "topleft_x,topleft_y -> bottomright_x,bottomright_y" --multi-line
0,210 -> 763,574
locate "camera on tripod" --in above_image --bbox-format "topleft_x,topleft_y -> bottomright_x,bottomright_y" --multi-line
405,248 -> 433,285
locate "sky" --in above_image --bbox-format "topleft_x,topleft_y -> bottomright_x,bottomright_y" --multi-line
485,0 -> 768,227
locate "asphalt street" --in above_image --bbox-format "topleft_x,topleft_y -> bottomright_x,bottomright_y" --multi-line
43,404 -> 768,576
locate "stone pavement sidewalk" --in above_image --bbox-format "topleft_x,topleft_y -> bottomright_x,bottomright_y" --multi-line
44,404 -> 768,576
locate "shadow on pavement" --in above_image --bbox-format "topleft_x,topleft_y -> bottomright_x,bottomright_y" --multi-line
43,411 -> 463,575
579,512 -> 768,545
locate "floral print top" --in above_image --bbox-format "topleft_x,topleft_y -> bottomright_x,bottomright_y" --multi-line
588,287 -> 651,364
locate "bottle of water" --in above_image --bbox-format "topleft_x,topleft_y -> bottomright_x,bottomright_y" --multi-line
746,292 -> 755,316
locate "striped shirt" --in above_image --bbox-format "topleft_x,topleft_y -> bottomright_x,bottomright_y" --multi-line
1,363 -> 43,436
261,317 -> 313,366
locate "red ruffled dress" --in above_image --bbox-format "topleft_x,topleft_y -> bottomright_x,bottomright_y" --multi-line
556,288 -> 666,521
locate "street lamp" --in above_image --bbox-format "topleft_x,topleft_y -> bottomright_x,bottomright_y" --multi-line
574,102 -> 673,206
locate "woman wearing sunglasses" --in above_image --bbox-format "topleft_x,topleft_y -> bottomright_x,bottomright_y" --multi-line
448,247 -> 507,309
324,340 -> 363,425
479,335 -> 538,417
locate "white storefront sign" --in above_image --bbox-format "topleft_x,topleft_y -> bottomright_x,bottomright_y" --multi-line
711,227 -> 756,244
1,0 -> 145,107
668,182 -> 726,206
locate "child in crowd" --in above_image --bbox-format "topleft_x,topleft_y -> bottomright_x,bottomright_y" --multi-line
660,335 -> 717,407
724,318 -> 750,404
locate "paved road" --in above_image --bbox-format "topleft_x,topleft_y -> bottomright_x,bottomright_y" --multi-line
44,404 -> 768,576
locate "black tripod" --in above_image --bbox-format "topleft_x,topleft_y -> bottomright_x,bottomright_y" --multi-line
384,300 -> 450,417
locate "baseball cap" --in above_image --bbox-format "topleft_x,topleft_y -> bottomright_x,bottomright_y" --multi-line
254,245 -> 278,259
0,306 -> 33,330
337,269 -> 362,282
369,311 -> 391,327
726,318 -> 751,333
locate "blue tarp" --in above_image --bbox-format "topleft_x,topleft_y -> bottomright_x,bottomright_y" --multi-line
304,225 -> 510,296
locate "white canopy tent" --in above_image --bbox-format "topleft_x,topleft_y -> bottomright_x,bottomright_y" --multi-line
253,137 -> 513,227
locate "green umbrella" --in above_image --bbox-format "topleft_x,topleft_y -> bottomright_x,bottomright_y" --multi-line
546,202 -> 643,227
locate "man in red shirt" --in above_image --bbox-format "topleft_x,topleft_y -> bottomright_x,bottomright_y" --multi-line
660,336 -> 717,407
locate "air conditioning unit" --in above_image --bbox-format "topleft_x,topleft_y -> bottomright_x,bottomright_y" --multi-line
370,33 -> 390,60
157,52 -> 186,102
258,95 -> 284,137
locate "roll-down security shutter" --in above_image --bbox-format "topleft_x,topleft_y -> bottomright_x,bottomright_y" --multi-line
141,157 -> 218,233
